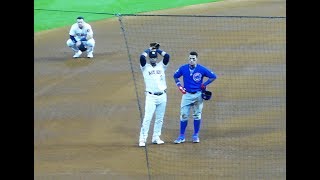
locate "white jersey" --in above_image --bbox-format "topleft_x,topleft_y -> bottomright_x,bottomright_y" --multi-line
141,61 -> 168,92
69,22 -> 94,41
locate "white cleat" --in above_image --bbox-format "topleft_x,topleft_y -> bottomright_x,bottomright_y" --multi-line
152,139 -> 164,145
87,51 -> 93,58
73,50 -> 82,58
139,141 -> 146,147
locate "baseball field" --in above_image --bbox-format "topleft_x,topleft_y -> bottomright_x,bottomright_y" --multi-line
34,0 -> 286,179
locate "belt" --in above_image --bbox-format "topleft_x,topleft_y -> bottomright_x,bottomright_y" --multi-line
148,90 -> 166,96
187,91 -> 198,94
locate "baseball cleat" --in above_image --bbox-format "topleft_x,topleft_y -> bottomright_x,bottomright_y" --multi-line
87,52 -> 93,58
139,141 -> 146,147
174,136 -> 185,144
152,139 -> 164,144
73,50 -> 82,58
192,135 -> 200,143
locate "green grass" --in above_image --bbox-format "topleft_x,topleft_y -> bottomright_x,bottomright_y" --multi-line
34,0 -> 220,32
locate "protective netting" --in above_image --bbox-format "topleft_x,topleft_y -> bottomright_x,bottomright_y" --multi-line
119,14 -> 286,179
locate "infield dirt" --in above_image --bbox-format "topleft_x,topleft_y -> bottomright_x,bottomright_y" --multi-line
34,0 -> 286,179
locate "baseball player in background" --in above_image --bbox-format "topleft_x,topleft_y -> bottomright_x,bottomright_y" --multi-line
66,16 -> 95,58
138,43 -> 170,147
173,51 -> 217,144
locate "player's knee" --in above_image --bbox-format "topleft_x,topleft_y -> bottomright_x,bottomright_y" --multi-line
181,114 -> 188,120
180,119 -> 188,122
66,39 -> 74,46
193,114 -> 201,119
86,39 -> 95,46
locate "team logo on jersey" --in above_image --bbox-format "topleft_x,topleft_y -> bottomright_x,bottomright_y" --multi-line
193,72 -> 202,82
149,70 -> 162,75
76,33 -> 86,36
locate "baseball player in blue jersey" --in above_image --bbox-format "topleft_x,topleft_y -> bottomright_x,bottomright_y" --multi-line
138,43 -> 170,147
173,51 -> 217,144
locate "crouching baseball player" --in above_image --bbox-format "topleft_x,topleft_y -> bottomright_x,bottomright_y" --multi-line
138,42 -> 170,147
66,16 -> 95,58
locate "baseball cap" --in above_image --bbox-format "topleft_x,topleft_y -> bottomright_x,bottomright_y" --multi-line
149,51 -> 158,58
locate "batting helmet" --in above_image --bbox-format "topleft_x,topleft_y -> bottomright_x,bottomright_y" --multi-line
149,50 -> 158,58
201,90 -> 212,100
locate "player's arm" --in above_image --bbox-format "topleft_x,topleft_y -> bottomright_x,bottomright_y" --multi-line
79,26 -> 93,42
140,50 -> 148,67
85,33 -> 93,40
69,25 -> 78,43
69,33 -> 81,47
174,77 -> 185,92
201,67 -> 217,89
69,31 -> 77,43
174,70 -> 186,94
203,78 -> 215,86
70,35 -> 77,43
156,49 -> 170,65
173,68 -> 184,87
84,25 -> 94,40
173,68 -> 182,83
174,77 -> 182,86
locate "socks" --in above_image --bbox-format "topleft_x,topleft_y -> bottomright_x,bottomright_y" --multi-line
193,119 -> 201,136
179,119 -> 201,137
179,120 -> 188,137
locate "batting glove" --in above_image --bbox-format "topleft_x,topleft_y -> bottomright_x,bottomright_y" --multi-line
201,84 -> 206,91
178,86 -> 186,94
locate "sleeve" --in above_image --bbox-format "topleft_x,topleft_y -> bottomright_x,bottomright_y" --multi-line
69,24 -> 75,36
86,24 -> 93,36
155,49 -> 170,65
140,54 -> 147,67
156,49 -> 167,56
173,68 -> 183,86
140,49 -> 149,67
70,35 -> 77,43
173,67 -> 182,79
202,67 -> 217,86
205,67 -> 217,79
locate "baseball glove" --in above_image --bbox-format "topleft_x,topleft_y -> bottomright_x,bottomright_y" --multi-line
150,42 -> 160,50
201,90 -> 212,100
78,42 -> 87,52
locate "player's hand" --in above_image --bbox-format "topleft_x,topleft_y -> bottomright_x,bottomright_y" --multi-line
76,41 -> 82,47
201,84 -> 206,91
178,86 -> 186,94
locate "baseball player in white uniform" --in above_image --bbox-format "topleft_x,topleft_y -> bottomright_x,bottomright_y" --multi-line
138,43 -> 170,147
66,16 -> 95,58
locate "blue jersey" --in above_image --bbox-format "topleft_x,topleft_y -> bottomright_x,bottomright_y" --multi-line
173,64 -> 217,93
